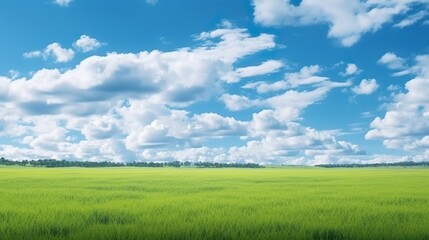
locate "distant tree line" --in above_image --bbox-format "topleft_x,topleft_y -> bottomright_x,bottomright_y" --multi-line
316,161 -> 429,168
194,162 -> 264,168
0,157 -> 264,168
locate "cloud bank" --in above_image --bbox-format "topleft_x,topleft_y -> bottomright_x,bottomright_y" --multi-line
0,25 -> 365,165
252,0 -> 429,46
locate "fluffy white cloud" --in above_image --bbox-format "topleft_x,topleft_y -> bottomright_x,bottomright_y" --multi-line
11,28 -> 275,116
24,43 -> 75,63
1,25 -> 366,165
74,35 -> 102,52
352,79 -> 379,95
131,118 -> 365,165
220,63 -> 357,164
53,0 -> 73,6
0,26 -> 278,161
81,116 -> 122,140
367,55 -> 429,152
45,43 -> 75,62
378,52 -> 406,70
228,121 -> 364,165
221,94 -> 259,111
196,27 -> 276,64
342,63 -> 360,76
252,0 -> 429,46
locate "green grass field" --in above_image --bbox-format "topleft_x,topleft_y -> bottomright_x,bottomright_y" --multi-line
0,167 -> 428,240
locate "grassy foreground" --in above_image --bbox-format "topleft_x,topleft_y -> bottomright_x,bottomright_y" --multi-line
0,167 -> 428,240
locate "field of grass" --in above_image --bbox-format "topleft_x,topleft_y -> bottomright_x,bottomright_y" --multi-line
0,166 -> 428,240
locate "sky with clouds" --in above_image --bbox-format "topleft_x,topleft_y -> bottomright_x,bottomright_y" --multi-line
0,0 -> 429,165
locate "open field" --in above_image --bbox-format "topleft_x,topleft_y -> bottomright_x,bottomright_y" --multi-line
0,167 -> 428,240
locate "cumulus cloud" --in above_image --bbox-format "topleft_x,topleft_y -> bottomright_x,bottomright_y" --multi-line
74,35 -> 102,52
24,43 -> 75,63
24,35 -> 102,63
367,55 -> 429,152
13,28 -> 274,114
81,116 -> 122,140
252,0 -> 429,46
122,119 -> 366,165
221,94 -> 259,111
2,25 -> 365,165
121,102 -> 247,151
0,26 -> 283,162
352,79 -> 379,95
45,43 -> 75,62
53,0 -> 73,6
228,121 -> 365,165
342,63 -> 361,76
378,52 -> 406,70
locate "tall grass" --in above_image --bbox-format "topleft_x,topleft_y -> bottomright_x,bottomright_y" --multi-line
0,167 -> 428,239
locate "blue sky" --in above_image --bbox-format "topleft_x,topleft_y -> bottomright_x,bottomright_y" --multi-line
1,0 -> 429,165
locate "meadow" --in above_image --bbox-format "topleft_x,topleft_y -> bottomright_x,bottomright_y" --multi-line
0,166 -> 428,240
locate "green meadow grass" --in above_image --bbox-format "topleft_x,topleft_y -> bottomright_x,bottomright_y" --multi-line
0,166 -> 428,240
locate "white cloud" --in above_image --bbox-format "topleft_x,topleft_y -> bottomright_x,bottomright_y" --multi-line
241,65 -> 351,122
378,52 -> 406,70
242,65 -> 330,94
74,35 -> 102,52
252,0 -> 429,46
367,55 -> 429,152
352,79 -> 379,95
285,65 -> 328,87
24,43 -> 75,63
243,80 -> 289,94
0,26 -> 285,162
265,81 -> 351,122
394,10 -> 427,28
235,60 -> 283,78
53,0 -> 73,6
121,104 -> 247,151
342,63 -> 361,76
228,121 -> 364,165
12,27 -> 275,114
45,43 -> 75,62
196,27 -> 276,64
81,116 -> 122,140
128,118 -> 366,165
221,94 -> 259,111
23,51 -> 43,59
1,25 -> 366,165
